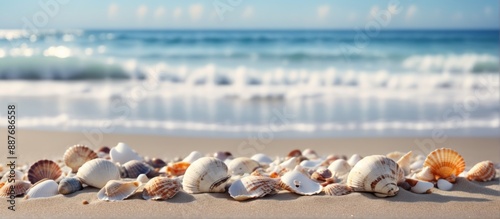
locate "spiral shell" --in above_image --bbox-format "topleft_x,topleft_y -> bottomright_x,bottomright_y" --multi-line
76,158 -> 121,188
63,145 -> 98,173
166,161 -> 190,176
58,177 -> 83,195
228,176 -> 278,201
0,181 -> 31,197
228,157 -> 260,176
119,160 -> 154,178
323,183 -> 353,196
25,179 -> 58,199
110,142 -> 143,164
27,159 -> 62,184
424,148 -> 465,183
279,166 -> 322,196
346,155 -> 404,198
142,177 -> 181,200
467,161 -> 495,182
182,157 -> 230,194
97,180 -> 140,201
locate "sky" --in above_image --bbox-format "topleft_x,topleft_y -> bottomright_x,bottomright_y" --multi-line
0,0 -> 498,29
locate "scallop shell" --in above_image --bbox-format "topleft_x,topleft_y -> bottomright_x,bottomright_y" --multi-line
142,177 -> 181,200
347,154 -> 362,167
250,153 -> 274,165
182,151 -> 204,164
76,158 -> 121,188
182,157 -> 230,194
424,148 -> 465,183
97,180 -> 140,201
166,161 -> 190,176
437,178 -> 453,191
346,155 -> 404,198
25,179 -> 58,199
63,145 -> 98,173
228,176 -> 278,201
467,161 -> 496,182
228,157 -> 260,176
327,159 -> 351,179
110,142 -> 143,164
119,160 -> 154,178
58,177 -> 83,195
279,166 -> 322,196
27,159 -> 62,184
0,181 -> 31,197
397,151 -> 413,176
323,183 -> 353,196
415,166 -> 434,182
404,178 -> 433,194
0,169 -> 24,183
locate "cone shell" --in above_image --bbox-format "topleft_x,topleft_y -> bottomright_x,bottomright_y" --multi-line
323,183 -> 353,196
166,161 -> 190,176
25,179 -> 58,199
182,157 -> 230,194
142,177 -> 181,200
120,160 -> 154,178
228,157 -> 261,176
467,161 -> 495,182
76,158 -> 121,188
424,148 -> 465,183
97,180 -> 140,201
347,155 -> 404,198
63,145 -> 98,173
27,159 -> 62,184
228,176 -> 278,201
279,166 -> 322,196
110,142 -> 143,164
58,177 -> 83,195
0,181 -> 31,197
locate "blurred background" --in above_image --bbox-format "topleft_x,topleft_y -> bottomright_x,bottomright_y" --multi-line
0,0 -> 498,137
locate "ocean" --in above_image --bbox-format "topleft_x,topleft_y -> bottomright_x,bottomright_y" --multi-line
0,29 -> 498,137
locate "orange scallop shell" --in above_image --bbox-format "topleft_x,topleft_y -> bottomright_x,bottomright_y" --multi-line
28,159 -> 62,184
467,161 -> 496,182
167,161 -> 190,176
423,148 -> 465,182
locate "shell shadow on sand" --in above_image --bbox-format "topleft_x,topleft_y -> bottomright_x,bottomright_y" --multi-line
452,177 -> 500,197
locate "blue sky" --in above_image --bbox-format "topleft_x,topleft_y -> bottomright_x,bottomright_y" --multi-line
0,0 -> 498,29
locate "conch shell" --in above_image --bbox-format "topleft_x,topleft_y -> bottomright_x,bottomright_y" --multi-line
467,161 -> 495,182
423,148 -> 465,183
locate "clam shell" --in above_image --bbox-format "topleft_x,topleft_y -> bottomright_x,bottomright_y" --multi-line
97,180 -> 140,201
228,176 -> 278,201
250,153 -> 274,165
76,158 -> 121,188
25,179 -> 58,199
142,177 -> 181,200
110,142 -> 143,164
182,151 -> 204,164
182,157 -> 230,194
166,161 -> 190,176
405,178 -> 433,194
58,177 -> 83,195
0,169 -> 24,183
424,148 -> 465,183
27,159 -> 62,184
347,155 -> 404,198
323,183 -> 353,196
327,159 -> 351,180
136,174 -> 149,184
63,145 -> 98,173
437,178 -> 453,191
0,181 -> 32,197
467,161 -> 496,182
119,160 -> 154,178
279,166 -> 322,196
347,154 -> 362,167
228,157 -> 260,176
397,151 -> 413,176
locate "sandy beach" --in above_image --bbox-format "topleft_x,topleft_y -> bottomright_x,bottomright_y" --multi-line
1,129 -> 499,218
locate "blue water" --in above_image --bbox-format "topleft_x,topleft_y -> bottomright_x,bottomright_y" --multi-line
0,30 -> 498,137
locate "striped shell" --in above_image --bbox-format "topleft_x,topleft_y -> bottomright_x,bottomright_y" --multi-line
182,157 -> 230,194
228,176 -> 278,201
0,169 -> 24,183
424,148 -> 465,183
0,181 -> 32,197
166,161 -> 190,176
279,166 -> 322,196
467,161 -> 496,182
63,145 -> 98,173
25,179 -> 59,199
58,177 -> 83,195
347,155 -> 404,198
228,157 -> 260,176
142,177 -> 181,200
323,183 -> 353,196
76,158 -> 121,188
119,160 -> 154,178
27,159 -> 62,184
97,180 -> 140,201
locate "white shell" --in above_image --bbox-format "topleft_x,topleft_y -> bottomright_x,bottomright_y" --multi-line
136,174 -> 149,184
397,151 -> 412,176
25,180 -> 58,199
437,179 -> 453,191
76,158 -> 121,188
405,178 -> 433,194
182,157 -> 230,194
279,157 -> 300,170
415,166 -> 434,182
228,176 -> 278,201
279,166 -> 322,196
182,151 -> 204,164
302,149 -> 319,160
347,154 -> 362,167
0,169 -> 24,182
227,157 -> 260,176
410,159 -> 424,170
251,153 -> 273,165
97,180 -> 140,201
110,142 -> 143,164
299,160 -> 322,169
327,159 -> 351,179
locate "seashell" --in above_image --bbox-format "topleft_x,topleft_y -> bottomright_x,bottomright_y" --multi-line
279,157 -> 301,171
299,160 -> 322,169
167,162 -> 190,176
424,148 -> 465,183
467,161 -> 495,182
1,169 -> 24,183
251,153 -> 274,165
228,157 -> 260,176
347,154 -> 362,167
327,159 -> 351,179
346,155 -> 404,198
436,179 -> 453,191
142,177 -> 181,200
149,158 -> 167,169
58,177 -> 83,195
76,158 -> 121,188
214,151 -> 233,161
0,181 -> 31,197
27,159 -> 62,184
410,159 -> 424,170
397,151 -> 413,176
63,145 -> 98,173
97,180 -> 140,201
386,151 -> 405,161
229,176 -> 278,201
302,149 -> 319,160
136,174 -> 149,184
109,142 -> 143,164
182,151 -> 204,164
182,157 -> 230,194
279,166 -> 322,196
286,149 -> 302,158
323,183 -> 352,196
97,146 -> 110,154
119,160 -> 154,178
415,166 -> 434,182
310,168 -> 332,182
404,178 -> 433,194
25,179 -> 58,199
